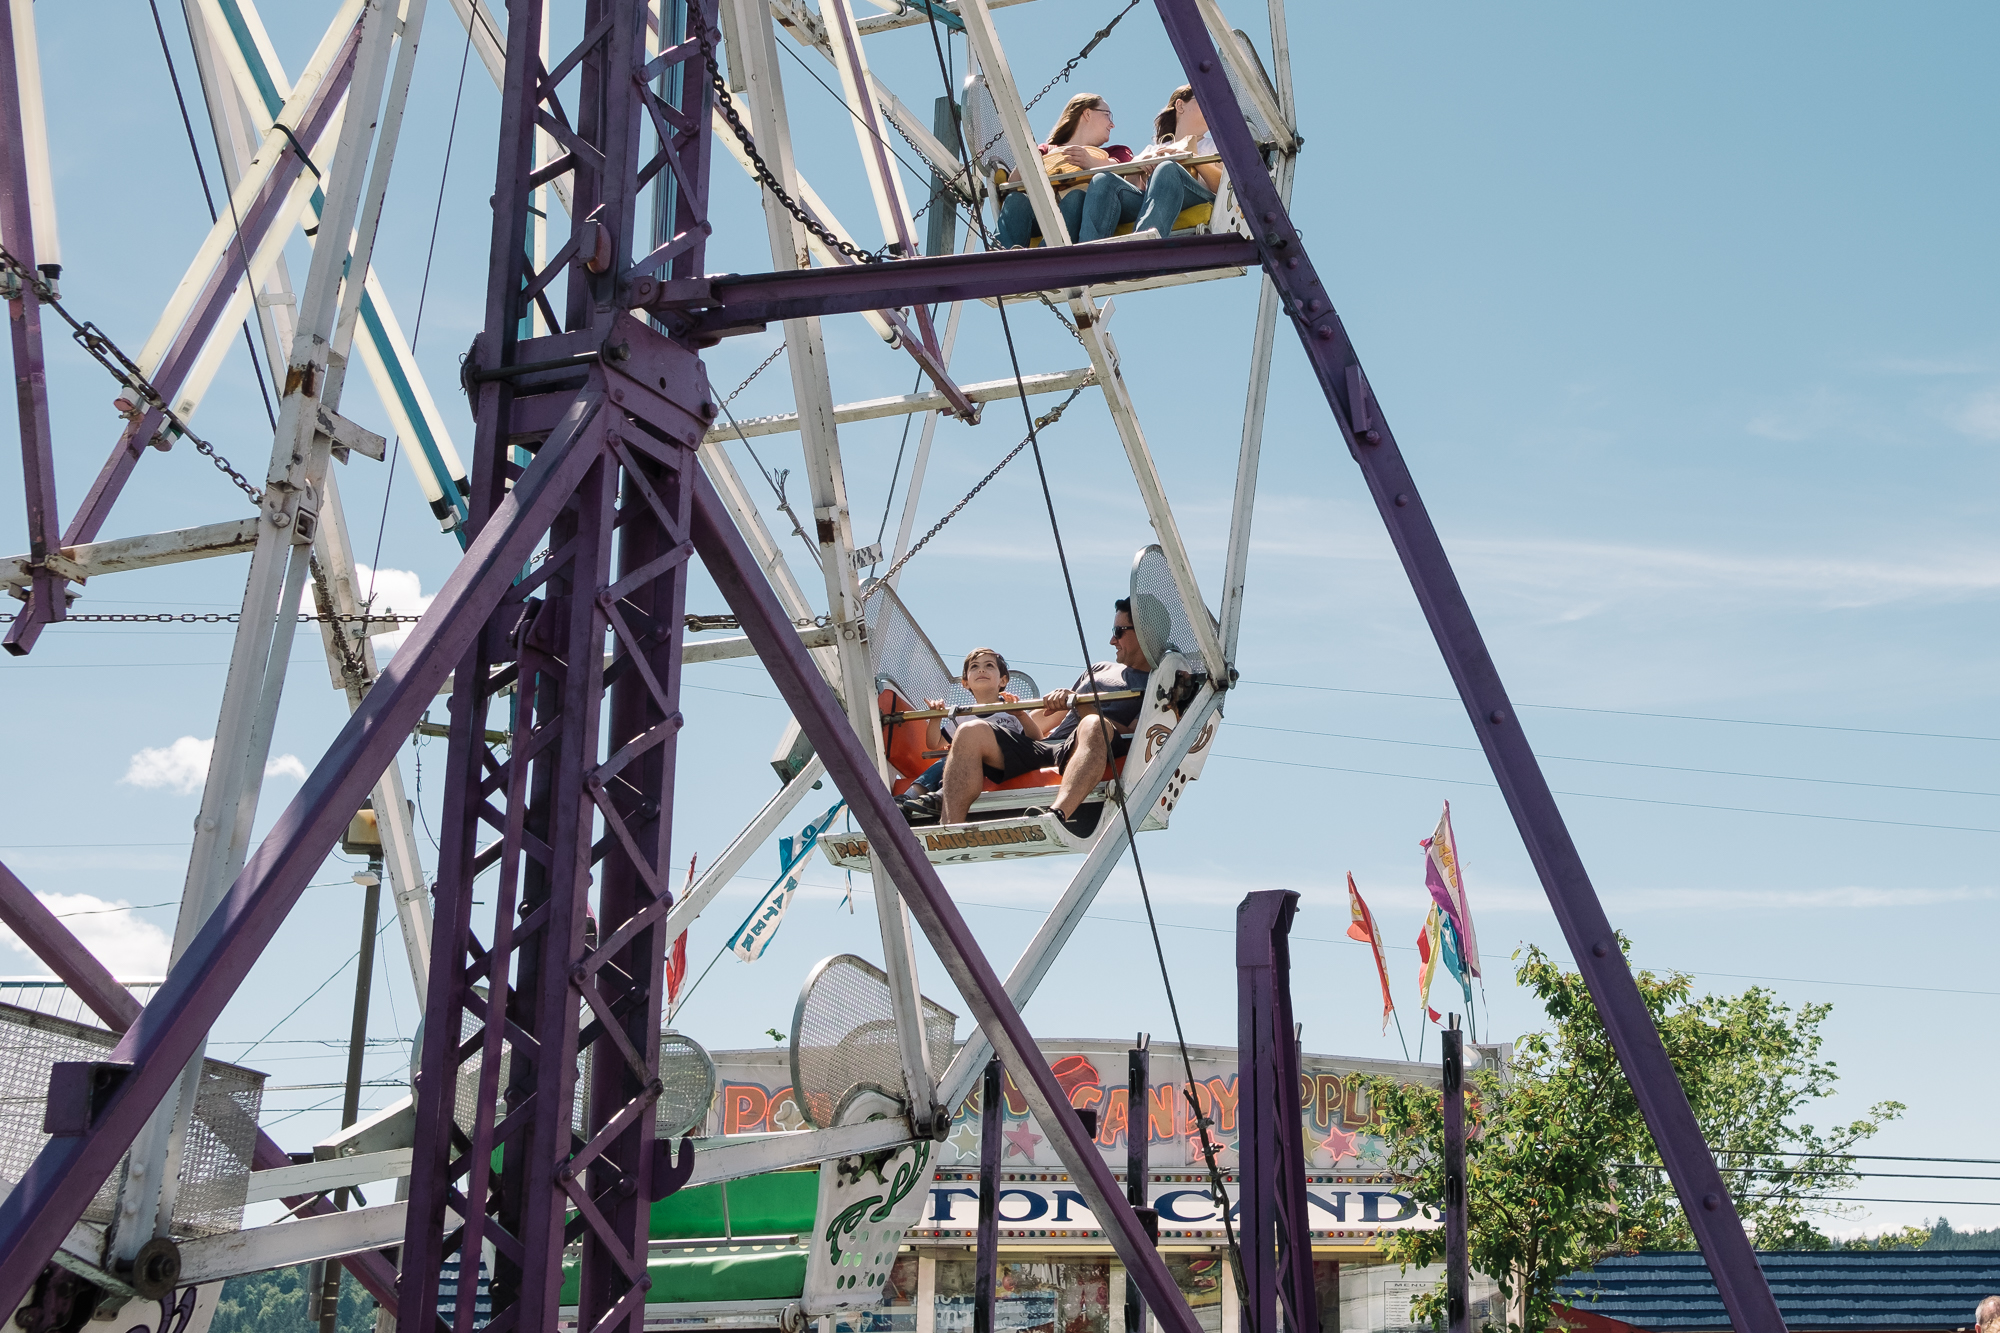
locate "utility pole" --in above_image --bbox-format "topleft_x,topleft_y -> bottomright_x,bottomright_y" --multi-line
975,1060 -> 1001,1333
1443,1015 -> 1467,1333
318,807 -> 386,1333
1127,1034 -> 1154,1333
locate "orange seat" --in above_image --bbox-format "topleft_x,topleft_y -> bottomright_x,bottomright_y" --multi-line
879,686 -> 1124,799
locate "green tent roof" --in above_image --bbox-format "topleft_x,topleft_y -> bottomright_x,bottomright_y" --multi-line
560,1168 -> 819,1309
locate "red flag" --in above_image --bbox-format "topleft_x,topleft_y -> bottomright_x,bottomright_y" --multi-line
666,855 -> 695,1011
1346,873 -> 1397,1035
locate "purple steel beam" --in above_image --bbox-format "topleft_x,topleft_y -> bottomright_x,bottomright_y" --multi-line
688,467 -> 1206,1333
628,231 -> 1258,334
397,5 -> 718,1333
0,368 -> 618,1317
4,18 -> 363,654
1442,1020 -> 1467,1333
1149,2 -> 1785,1326
0,3 -> 64,641
0,861 -> 403,1313
1235,891 -> 1315,1333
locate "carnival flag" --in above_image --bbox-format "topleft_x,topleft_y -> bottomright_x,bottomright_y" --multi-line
1416,907 -> 1444,1024
1346,874 -> 1398,1035
666,855 -> 695,1013
729,801 -> 845,962
1421,801 -> 1481,979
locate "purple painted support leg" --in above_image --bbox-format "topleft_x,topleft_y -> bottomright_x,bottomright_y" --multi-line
974,1060 -> 1000,1333
1442,1020 -> 1467,1333
0,3 -> 64,647
0,861 -> 403,1314
0,374 -> 616,1317
1149,3 -> 1784,1327
689,468 -> 1206,1333
1235,892 -> 1316,1333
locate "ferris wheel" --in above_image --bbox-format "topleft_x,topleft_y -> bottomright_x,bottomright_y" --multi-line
0,1 -> 1791,1332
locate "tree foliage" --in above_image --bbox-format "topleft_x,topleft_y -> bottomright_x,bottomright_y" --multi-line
210,1265 -> 379,1333
1365,941 -> 1901,1332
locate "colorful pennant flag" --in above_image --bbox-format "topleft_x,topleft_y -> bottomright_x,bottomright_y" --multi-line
1346,874 -> 1397,1035
1421,801 -> 1481,979
729,800 -> 845,962
1416,907 -> 1444,1024
666,855 -> 695,1014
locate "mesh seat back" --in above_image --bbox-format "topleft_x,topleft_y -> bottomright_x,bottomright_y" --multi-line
961,72 -> 1018,180
790,954 -> 957,1129
1129,545 -> 1208,669
867,581 -> 1038,712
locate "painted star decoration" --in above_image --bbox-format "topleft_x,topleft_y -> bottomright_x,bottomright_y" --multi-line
948,1120 -> 981,1161
1002,1121 -> 1043,1160
1317,1124 -> 1360,1163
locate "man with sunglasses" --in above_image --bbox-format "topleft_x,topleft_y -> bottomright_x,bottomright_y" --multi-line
1022,597 -> 1155,837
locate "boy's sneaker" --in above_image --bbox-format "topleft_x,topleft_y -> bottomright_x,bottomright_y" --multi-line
898,791 -> 943,826
1025,804 -> 1099,839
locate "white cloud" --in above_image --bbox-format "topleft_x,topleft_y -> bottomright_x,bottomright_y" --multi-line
352,564 -> 434,659
122,736 -> 214,795
122,738 -> 310,794
265,754 -> 308,781
0,893 -> 171,977
1948,389 -> 2000,441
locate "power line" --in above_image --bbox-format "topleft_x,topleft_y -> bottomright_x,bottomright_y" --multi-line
1241,679 -> 2000,745
1225,722 -> 2000,800
1208,752 -> 2000,836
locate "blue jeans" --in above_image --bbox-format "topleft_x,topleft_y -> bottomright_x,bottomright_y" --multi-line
993,187 -> 1090,248
1076,160 -> 1215,241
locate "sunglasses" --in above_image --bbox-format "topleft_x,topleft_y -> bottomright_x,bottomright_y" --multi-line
1110,623 -> 1134,638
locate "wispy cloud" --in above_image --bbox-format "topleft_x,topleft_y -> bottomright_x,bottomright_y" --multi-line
1947,389 -> 2000,441
1747,385 -> 1854,443
0,893 -> 171,976
121,737 -> 312,795
122,737 -> 213,795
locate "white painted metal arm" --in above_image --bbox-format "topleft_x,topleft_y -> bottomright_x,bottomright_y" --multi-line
660,755 -> 827,983
706,367 -> 1091,443
1072,315 -> 1229,681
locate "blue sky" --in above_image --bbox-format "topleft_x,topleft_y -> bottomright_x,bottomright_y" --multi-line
2,1 -> 1996,1239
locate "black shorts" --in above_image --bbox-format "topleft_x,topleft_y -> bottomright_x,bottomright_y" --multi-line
982,724 -> 1045,784
1028,727 -> 1133,777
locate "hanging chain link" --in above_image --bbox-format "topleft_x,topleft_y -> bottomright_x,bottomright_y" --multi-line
724,341 -> 787,406
0,611 -> 425,625
699,28 -> 901,264
1035,294 -> 1088,347
866,387 -> 1085,594
0,245 -> 266,507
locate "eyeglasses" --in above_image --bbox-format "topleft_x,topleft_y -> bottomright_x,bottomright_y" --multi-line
1110,624 -> 1134,639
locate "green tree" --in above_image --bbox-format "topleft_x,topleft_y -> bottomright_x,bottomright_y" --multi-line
1366,941 -> 1900,1332
210,1265 -> 379,1333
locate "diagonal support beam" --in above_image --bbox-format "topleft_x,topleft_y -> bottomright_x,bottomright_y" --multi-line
1149,0 -> 1786,1326
689,467 -> 1206,1333
0,0 -> 65,644
0,860 -> 403,1314
0,387 -> 609,1318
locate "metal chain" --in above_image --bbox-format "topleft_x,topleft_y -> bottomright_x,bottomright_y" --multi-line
1035,293 -> 1088,346
699,28 -> 900,264
724,342 -> 787,406
0,245 -> 266,507
969,0 -> 1146,166
0,611 -> 425,625
865,387 -> 1084,594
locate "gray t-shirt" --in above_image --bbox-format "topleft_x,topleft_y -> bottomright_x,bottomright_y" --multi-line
1046,662 -> 1149,742
942,709 -> 1025,744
